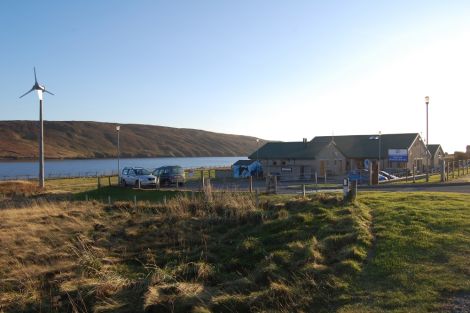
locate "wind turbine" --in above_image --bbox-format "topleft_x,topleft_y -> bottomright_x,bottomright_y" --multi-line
19,67 -> 55,188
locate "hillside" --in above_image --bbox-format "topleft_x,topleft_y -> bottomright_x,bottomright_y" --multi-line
0,121 -> 265,159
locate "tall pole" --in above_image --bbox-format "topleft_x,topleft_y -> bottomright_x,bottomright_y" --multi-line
378,131 -> 381,171
19,68 -> 54,189
39,97 -> 45,188
116,126 -> 121,181
256,138 -> 259,178
425,96 -> 430,182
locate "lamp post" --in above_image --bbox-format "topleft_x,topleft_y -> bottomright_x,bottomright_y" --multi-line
256,138 -> 260,178
378,131 -> 382,171
425,96 -> 430,182
116,125 -> 121,182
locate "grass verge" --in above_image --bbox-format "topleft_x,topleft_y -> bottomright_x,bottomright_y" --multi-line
339,192 -> 470,313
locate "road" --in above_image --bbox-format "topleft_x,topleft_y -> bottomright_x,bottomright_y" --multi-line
362,183 -> 470,194
169,177 -> 470,195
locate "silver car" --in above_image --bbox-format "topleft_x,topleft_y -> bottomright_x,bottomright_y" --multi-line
120,167 -> 158,188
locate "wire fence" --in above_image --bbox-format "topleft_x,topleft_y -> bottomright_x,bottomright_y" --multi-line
0,171 -> 119,181
0,167 -> 233,182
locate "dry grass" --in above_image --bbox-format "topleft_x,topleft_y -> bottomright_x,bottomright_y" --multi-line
0,181 -> 42,199
0,190 -> 373,312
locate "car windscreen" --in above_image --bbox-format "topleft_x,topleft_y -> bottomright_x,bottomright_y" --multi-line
135,169 -> 151,175
170,167 -> 184,174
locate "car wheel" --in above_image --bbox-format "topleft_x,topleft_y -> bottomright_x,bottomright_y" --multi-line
121,179 -> 127,187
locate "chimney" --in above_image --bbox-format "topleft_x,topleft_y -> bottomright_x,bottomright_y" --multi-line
303,138 -> 307,147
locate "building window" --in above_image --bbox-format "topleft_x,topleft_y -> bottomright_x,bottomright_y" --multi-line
282,161 -> 286,165
273,161 -> 277,166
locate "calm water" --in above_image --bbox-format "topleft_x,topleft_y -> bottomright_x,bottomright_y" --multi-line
0,157 -> 247,179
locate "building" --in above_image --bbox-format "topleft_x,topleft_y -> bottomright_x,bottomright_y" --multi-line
232,160 -> 262,178
313,133 -> 429,173
248,138 -> 346,180
427,144 -> 445,169
249,133 -> 430,179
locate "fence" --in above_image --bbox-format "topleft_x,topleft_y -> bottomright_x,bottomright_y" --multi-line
0,170 -> 119,181
0,167 -> 233,182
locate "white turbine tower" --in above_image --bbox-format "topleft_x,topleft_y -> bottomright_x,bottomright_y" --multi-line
19,67 -> 55,188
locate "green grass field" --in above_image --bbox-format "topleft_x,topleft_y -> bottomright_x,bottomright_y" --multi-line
74,186 -> 188,202
340,192 -> 470,312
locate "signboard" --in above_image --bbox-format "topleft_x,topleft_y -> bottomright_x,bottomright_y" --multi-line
281,167 -> 292,172
388,149 -> 408,162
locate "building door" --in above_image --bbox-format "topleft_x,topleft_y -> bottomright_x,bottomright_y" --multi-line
336,160 -> 343,175
320,160 -> 326,176
300,166 -> 305,179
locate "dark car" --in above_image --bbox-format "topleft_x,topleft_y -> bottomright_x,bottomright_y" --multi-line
152,166 -> 185,187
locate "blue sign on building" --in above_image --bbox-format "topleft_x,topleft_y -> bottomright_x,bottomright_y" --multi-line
388,149 -> 408,162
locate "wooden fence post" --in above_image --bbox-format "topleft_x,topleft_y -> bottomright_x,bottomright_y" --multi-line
274,176 -> 278,194
446,162 -> 449,181
201,171 -> 205,190
315,172 -> 318,191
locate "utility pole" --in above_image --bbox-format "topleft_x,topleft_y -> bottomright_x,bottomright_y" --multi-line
425,96 -> 430,182
116,125 -> 121,182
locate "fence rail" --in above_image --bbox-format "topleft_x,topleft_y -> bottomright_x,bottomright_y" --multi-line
0,166 -> 233,181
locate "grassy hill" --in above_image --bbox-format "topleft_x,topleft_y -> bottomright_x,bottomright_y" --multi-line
0,121 -> 265,159
1,183 -> 469,312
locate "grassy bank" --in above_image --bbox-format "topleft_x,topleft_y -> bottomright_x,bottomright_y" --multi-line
0,185 -> 469,312
0,192 -> 372,312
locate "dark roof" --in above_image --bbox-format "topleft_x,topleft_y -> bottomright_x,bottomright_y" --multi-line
312,133 -> 420,158
233,159 -> 258,166
427,144 -> 443,156
248,141 -> 331,159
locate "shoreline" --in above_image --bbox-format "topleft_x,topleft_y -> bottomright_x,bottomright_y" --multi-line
0,155 -> 248,162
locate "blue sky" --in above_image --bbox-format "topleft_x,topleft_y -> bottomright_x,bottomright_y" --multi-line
1,1 -> 470,152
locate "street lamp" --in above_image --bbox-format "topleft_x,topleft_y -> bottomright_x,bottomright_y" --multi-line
256,138 -> 260,178
425,96 -> 430,182
378,131 -> 382,171
116,125 -> 121,183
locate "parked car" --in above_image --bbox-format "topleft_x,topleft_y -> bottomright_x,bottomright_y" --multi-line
384,168 -> 410,177
379,170 -> 398,180
120,167 -> 158,188
348,169 -> 388,184
152,166 -> 185,187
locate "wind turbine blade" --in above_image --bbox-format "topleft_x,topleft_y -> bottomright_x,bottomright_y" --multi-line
34,67 -> 38,84
19,87 -> 35,98
43,89 -> 54,96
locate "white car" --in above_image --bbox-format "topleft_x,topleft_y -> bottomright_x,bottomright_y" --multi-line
120,167 -> 158,188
